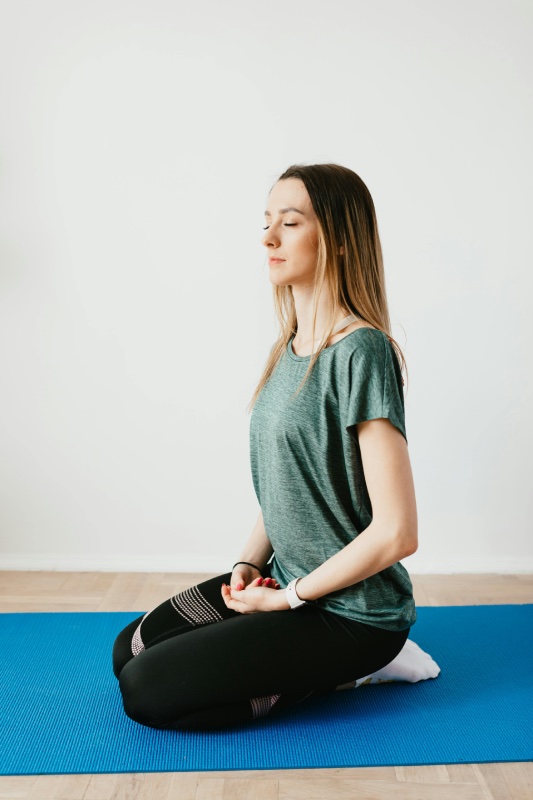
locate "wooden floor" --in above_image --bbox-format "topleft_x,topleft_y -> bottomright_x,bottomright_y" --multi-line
0,571 -> 532,800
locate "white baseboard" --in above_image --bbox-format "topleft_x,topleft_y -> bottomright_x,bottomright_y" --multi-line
0,553 -> 233,573
0,553 -> 532,574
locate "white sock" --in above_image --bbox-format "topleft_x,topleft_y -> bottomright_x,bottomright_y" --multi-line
335,638 -> 441,691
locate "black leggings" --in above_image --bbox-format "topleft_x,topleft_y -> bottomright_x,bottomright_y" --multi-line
112,562 -> 410,731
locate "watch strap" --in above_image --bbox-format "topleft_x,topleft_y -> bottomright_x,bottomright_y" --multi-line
286,577 -> 307,609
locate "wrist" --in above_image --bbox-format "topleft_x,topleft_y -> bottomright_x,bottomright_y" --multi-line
285,577 -> 308,609
232,560 -> 262,573
292,575 -> 311,601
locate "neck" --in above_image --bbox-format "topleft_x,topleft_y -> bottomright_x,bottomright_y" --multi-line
292,288 -> 348,340
294,311 -> 355,346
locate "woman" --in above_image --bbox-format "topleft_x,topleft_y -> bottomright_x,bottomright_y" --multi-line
112,163 -> 418,731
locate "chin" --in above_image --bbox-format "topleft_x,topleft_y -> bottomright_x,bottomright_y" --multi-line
268,272 -> 292,288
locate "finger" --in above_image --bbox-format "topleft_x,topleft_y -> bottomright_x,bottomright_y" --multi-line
228,585 -> 246,603
225,588 -> 249,614
222,583 -> 235,598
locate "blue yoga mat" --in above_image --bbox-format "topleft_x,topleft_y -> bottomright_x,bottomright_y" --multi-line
0,604 -> 532,775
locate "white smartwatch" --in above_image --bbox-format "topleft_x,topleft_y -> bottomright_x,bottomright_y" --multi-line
286,577 -> 308,609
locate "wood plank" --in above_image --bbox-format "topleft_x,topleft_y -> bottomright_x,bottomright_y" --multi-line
277,777 -> 485,798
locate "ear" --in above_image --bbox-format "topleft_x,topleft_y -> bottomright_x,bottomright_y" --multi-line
338,246 -> 344,255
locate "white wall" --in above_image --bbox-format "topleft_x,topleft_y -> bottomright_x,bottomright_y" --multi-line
0,0 -> 531,574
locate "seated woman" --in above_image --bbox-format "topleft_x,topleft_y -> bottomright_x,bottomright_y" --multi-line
112,162 -> 418,731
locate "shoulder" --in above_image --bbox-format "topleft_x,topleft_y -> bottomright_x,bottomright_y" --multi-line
339,328 -> 403,389
339,326 -> 390,363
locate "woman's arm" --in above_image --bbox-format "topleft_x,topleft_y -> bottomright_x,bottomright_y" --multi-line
295,417 -> 418,603
234,509 -> 274,572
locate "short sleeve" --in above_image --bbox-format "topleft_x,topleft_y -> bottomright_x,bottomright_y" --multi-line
342,330 -> 407,444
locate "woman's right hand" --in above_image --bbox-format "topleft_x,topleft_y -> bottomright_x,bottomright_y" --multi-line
230,564 -> 281,591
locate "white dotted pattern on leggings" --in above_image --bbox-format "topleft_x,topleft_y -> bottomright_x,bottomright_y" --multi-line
130,607 -> 158,657
170,585 -> 224,627
250,693 -> 282,719
130,586 -> 223,657
131,615 -> 147,656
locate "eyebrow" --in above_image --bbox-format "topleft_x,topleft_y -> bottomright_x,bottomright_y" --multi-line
264,207 -> 306,217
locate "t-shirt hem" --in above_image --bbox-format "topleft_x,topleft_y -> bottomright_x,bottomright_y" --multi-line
315,600 -> 416,631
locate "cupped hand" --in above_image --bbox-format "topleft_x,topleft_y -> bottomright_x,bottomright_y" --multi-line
230,566 -> 280,592
232,575 -> 280,591
221,576 -> 289,613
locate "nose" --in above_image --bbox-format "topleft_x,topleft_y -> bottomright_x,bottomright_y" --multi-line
261,226 -> 280,249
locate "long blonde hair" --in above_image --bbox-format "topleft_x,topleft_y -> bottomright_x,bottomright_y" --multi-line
247,163 -> 408,413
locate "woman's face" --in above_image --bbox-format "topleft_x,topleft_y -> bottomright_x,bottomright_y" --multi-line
262,178 -> 320,288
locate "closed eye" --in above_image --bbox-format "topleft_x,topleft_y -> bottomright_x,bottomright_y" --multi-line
262,224 -> 297,230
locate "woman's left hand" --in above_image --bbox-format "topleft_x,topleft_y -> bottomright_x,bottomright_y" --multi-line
221,576 -> 290,613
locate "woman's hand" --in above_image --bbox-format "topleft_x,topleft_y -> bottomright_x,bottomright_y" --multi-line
221,575 -> 290,613
230,564 -> 281,592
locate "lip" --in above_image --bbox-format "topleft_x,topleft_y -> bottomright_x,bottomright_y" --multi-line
268,257 -> 285,264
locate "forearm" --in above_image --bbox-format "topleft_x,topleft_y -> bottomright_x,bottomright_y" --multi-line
295,521 -> 416,603
235,509 -> 274,571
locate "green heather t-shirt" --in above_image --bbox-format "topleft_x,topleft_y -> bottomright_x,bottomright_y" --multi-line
249,327 -> 417,632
